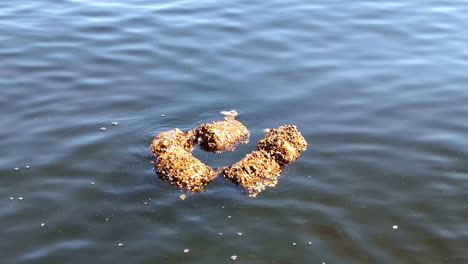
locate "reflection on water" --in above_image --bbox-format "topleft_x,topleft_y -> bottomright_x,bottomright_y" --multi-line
1,0 -> 468,263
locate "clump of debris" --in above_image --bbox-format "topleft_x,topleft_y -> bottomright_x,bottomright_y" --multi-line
150,111 -> 307,197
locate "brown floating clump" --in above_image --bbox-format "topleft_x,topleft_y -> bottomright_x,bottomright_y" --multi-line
156,146 -> 216,192
256,125 -> 308,166
223,150 -> 284,197
150,128 -> 196,155
195,110 -> 250,153
224,125 -> 307,197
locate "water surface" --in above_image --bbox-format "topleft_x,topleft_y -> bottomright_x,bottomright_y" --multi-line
1,0 -> 468,263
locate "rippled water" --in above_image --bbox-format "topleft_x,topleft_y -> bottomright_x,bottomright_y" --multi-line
1,0 -> 468,263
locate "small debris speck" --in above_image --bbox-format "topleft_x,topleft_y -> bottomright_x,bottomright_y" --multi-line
117,242 -> 124,247
161,114 -> 166,117
292,242 -> 296,246
392,225 -> 398,230
14,168 -> 19,171
183,248 -> 190,254
18,197 -> 24,200
41,223 -> 46,227
100,127 -> 107,131
144,202 -> 148,205
230,255 -> 237,261
112,121 -> 119,126
227,215 -> 232,219
218,232 -> 223,236
26,166 -> 31,169
9,197 -> 14,200
308,241 -> 312,245
180,194 -> 187,200
91,182 -> 95,185
105,218 -> 109,221
236,232 -> 242,236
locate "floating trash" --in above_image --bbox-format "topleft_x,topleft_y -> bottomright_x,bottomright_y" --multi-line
40,223 -> 46,227
150,111 -> 307,196
223,150 -> 283,197
230,255 -> 238,261
256,125 -> 307,166
100,127 -> 107,131
112,121 -> 119,126
392,225 -> 398,230
195,110 -> 250,153
183,248 -> 190,254
14,167 -> 19,171
155,146 -> 217,192
117,242 -> 124,247
180,194 -> 187,200
150,128 -> 196,155
26,165 -> 30,169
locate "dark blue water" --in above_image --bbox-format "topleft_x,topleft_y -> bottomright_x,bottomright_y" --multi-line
1,0 -> 468,263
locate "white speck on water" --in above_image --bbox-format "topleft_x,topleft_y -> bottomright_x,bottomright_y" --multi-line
14,167 -> 19,171
236,232 -> 242,236
393,225 -> 398,230
105,218 -> 109,221
100,127 -> 107,131
144,202 -> 148,205
161,114 -> 165,117
41,223 -> 46,227
117,242 -> 124,247
9,197 -> 14,200
230,255 -> 237,261
292,242 -> 296,246
183,248 -> 190,254
221,206 -> 225,209
227,215 -> 232,219
18,197 -> 24,200
308,241 -> 312,245
91,182 -> 95,185
112,121 -> 119,126
218,232 -> 223,236
26,166 -> 30,169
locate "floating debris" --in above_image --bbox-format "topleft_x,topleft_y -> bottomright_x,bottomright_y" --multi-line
195,110 -> 249,153
117,242 -> 124,247
308,241 -> 312,245
14,167 -> 19,171
91,182 -> 95,185
292,242 -> 297,246
227,215 -> 232,219
256,125 -> 307,166
180,194 -> 187,200
236,232 -> 243,236
223,150 -> 283,197
26,165 -> 30,169
112,121 -> 119,126
100,127 -> 107,131
150,128 -> 196,155
392,225 -> 398,230
40,223 -> 46,227
161,114 -> 166,117
183,248 -> 190,254
224,125 -> 307,197
230,255 -> 237,261
218,232 -> 223,236
155,146 -> 217,192
18,197 -> 24,200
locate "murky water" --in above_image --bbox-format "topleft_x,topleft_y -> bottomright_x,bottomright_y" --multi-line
1,0 -> 468,263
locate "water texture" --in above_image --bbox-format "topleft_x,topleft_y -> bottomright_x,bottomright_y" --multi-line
1,0 -> 468,263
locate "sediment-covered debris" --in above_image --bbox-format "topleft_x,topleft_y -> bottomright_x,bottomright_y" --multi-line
223,150 -> 284,197
155,146 -> 216,192
224,125 -> 307,197
150,128 -> 196,155
256,125 -> 308,166
195,110 -> 250,153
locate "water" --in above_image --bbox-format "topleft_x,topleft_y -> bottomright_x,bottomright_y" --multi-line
1,0 -> 468,263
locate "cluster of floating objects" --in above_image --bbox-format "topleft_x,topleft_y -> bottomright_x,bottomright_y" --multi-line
150,110 -> 308,197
